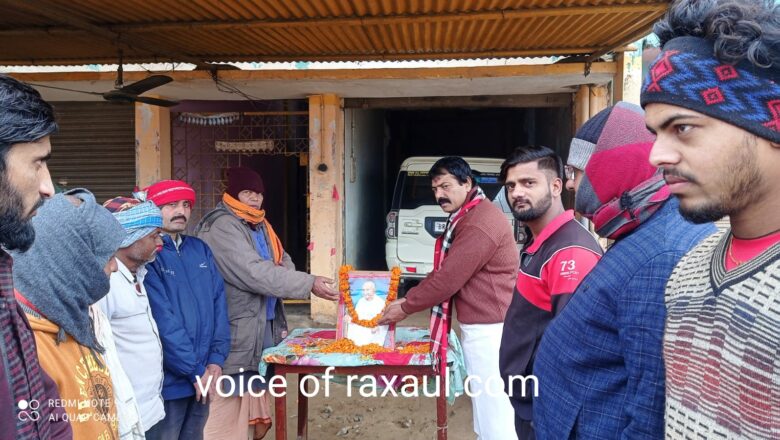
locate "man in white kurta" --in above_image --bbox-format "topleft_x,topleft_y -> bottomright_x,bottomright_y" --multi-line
347,281 -> 388,346
98,197 -> 167,435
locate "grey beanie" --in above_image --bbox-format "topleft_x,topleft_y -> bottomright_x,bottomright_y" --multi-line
567,106 -> 614,170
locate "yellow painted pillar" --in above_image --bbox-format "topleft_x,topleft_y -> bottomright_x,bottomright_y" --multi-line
613,53 -> 626,103
308,94 -> 344,324
589,85 -> 609,118
589,84 -> 609,248
573,84 -> 610,248
573,84 -> 609,132
135,102 -> 171,188
623,49 -> 643,105
574,85 -> 591,132
613,50 -> 643,105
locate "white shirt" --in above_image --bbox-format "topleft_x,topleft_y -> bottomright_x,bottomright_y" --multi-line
91,305 -> 145,439
354,296 -> 386,319
97,259 -> 165,431
347,296 -> 389,346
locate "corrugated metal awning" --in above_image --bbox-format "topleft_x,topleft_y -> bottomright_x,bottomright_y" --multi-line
0,0 -> 669,66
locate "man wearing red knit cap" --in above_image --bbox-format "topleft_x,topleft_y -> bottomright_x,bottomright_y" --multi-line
145,180 -> 196,208
141,179 -> 230,440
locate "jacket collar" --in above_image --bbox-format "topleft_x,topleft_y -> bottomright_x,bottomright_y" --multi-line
525,210 -> 576,254
162,233 -> 186,251
115,257 -> 147,285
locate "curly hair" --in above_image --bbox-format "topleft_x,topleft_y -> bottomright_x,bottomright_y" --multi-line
654,0 -> 780,68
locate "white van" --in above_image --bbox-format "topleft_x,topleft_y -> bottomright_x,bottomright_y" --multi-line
385,156 -> 524,292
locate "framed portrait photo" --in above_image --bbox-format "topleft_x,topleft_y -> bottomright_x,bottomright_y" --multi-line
336,267 -> 400,348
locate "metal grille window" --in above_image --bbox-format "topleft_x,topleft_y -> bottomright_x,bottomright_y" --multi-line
171,100 -> 310,269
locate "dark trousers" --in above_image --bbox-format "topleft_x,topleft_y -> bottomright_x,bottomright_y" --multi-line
515,416 -> 536,440
145,396 -> 210,440
509,395 -> 536,440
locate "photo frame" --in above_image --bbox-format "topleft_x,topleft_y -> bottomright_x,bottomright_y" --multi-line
336,267 -> 400,349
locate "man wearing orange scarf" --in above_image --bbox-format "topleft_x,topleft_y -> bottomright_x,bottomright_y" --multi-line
195,166 -> 338,440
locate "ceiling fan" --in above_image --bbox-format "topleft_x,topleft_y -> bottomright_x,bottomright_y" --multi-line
29,52 -> 179,107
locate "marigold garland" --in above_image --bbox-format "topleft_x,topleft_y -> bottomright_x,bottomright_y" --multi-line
291,345 -> 306,356
397,343 -> 432,355
320,339 -> 389,355
282,266 -> 427,356
289,338 -> 431,356
339,265 -> 401,328
315,339 -> 431,356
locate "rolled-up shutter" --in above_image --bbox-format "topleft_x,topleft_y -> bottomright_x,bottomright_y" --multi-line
48,102 -> 136,203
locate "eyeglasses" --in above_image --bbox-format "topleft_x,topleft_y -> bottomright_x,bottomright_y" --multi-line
564,165 -> 576,181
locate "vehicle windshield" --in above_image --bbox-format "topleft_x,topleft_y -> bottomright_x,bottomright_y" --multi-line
394,171 -> 503,210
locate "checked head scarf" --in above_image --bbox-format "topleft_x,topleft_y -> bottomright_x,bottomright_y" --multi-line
429,186 -> 486,374
103,197 -> 163,248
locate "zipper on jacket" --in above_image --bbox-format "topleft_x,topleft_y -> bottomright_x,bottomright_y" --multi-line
173,236 -> 207,370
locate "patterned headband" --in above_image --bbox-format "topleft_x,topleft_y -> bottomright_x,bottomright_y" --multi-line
641,36 -> 780,143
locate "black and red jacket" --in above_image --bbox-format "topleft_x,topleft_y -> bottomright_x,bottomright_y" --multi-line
499,210 -> 602,420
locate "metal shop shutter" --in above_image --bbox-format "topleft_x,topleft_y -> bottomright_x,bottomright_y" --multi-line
49,102 -> 136,203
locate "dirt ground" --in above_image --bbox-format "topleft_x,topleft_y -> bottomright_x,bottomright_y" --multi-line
265,304 -> 477,440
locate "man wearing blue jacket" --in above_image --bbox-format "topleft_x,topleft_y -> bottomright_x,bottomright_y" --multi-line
141,180 -> 230,440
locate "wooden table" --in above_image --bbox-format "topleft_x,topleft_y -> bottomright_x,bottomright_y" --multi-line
261,328 -> 450,440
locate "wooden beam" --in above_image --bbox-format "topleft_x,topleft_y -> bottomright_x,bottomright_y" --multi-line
10,62 -> 616,83
619,48 -> 644,105
0,0 -> 212,68
613,52 -> 626,103
0,47 -> 608,66
135,102 -> 171,188
589,84 -> 609,117
344,94 -> 571,109
308,94 -> 343,324
176,47 -> 604,61
574,85 -> 591,132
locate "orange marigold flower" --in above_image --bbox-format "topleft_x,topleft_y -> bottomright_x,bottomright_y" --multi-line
339,265 -> 400,328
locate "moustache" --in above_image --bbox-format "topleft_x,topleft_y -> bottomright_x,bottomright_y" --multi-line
512,198 -> 531,207
662,168 -> 698,184
170,215 -> 187,223
437,198 -> 451,206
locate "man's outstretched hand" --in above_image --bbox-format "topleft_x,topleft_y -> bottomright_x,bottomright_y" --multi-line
312,276 -> 339,301
378,298 -> 409,325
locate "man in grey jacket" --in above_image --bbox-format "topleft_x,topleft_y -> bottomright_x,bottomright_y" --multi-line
196,166 -> 338,439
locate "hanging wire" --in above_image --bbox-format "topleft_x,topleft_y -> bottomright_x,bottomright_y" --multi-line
209,70 -> 262,110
